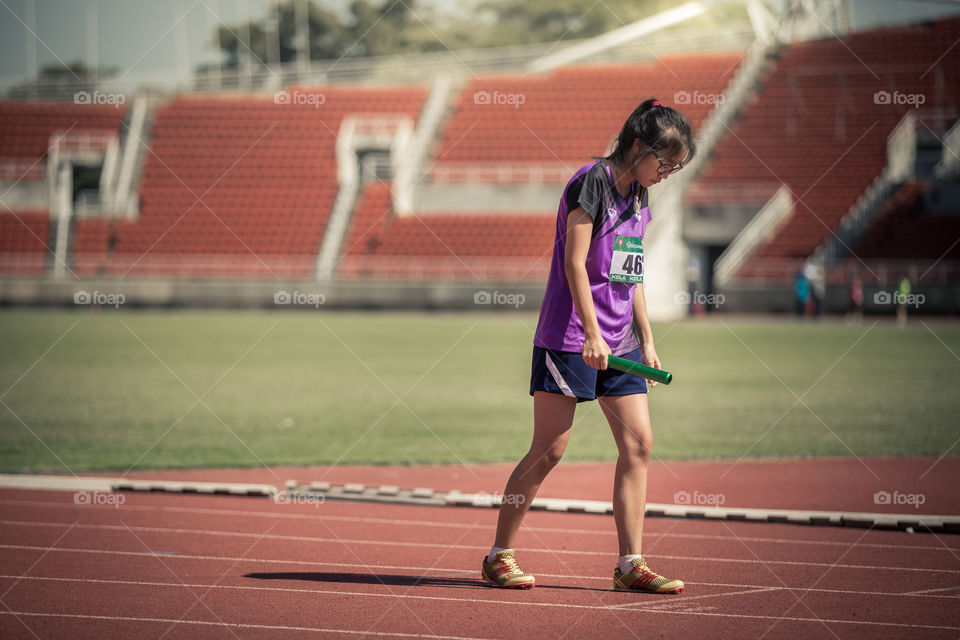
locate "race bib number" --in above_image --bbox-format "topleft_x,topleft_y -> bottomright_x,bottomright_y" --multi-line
609,235 -> 644,283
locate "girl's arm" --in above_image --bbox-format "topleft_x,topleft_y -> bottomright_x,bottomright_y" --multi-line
565,206 -> 610,370
632,282 -> 662,387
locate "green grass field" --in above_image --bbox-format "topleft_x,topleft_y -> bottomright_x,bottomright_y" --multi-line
0,309 -> 957,473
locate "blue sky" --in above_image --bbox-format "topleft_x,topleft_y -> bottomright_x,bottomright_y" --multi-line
1,0 -> 957,93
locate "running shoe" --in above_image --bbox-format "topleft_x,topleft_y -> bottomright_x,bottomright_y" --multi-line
481,549 -> 535,589
613,557 -> 684,593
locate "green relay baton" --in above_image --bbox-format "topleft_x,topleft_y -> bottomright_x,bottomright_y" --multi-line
607,355 -> 673,385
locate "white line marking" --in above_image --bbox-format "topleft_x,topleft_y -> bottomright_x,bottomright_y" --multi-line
2,542 -> 959,597
0,611 -> 495,639
1,521 -> 956,574
0,589 -> 956,632
609,586 -> 784,610
901,585 -> 960,595
1,497 -> 953,553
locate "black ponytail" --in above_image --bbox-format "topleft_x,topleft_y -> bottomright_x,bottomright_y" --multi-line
602,97 -> 696,167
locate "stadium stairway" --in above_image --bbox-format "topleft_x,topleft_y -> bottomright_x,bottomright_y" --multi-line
81,87 -> 427,279
336,51 -> 746,287
694,16 -> 960,288
0,101 -> 128,278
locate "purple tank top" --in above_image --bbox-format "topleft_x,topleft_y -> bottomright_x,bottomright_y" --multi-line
533,160 -> 652,355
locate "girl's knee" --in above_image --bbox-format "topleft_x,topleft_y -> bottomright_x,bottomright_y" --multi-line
618,436 -> 653,465
526,444 -> 566,479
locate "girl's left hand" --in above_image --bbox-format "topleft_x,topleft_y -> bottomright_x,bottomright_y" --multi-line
642,342 -> 661,388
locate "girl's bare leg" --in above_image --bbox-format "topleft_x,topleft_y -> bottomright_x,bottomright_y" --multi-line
493,391 -> 577,548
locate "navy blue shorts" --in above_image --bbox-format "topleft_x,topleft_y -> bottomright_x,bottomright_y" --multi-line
530,346 -> 648,402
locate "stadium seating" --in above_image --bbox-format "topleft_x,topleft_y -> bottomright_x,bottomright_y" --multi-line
89,87 -> 427,278
854,181 -> 960,266
0,211 -> 51,275
433,52 -> 742,177
0,101 -> 125,161
0,101 -> 126,277
338,182 -> 556,280
697,17 -> 960,283
339,53 -> 742,280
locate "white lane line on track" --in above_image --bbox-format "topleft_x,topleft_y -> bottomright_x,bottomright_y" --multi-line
0,591 -> 957,632
1,546 -> 959,600
0,611 -> 495,639
608,586 -> 784,610
901,585 -> 960,595
0,498 -> 954,553
1,522 -> 956,574
1,570 -> 957,602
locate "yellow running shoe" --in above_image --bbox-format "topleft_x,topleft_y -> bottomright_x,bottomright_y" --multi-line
481,549 -> 535,589
613,557 -> 684,594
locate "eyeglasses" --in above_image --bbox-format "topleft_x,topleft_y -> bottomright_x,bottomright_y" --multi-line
648,148 -> 684,176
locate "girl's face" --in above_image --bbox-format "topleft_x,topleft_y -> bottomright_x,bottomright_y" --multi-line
628,139 -> 685,188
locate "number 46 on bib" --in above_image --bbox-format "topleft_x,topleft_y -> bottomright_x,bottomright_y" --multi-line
609,235 -> 644,284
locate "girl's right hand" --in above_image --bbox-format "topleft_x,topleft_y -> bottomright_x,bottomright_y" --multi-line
582,334 -> 611,370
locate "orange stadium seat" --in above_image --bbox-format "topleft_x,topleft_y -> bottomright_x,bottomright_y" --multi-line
0,211 -> 51,276
101,86 -> 427,279
695,17 -> 960,282
432,52 -> 743,174
337,182 -> 556,281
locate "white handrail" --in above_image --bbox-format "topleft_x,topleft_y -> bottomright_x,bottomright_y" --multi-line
110,96 -> 146,217
394,74 -> 452,215
933,117 -> 960,180
316,117 -> 360,280
714,185 -> 794,287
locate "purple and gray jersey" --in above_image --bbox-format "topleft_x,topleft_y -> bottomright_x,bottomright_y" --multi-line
533,160 -> 653,355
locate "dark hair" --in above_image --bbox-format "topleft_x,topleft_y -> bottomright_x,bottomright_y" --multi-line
603,97 -> 696,167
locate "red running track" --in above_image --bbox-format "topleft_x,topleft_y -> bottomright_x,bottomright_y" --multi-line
0,477 -> 958,639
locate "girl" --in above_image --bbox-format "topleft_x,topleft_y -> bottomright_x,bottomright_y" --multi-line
481,98 -> 694,593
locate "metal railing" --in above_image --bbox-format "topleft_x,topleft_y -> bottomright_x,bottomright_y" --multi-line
933,117 -> 960,180
686,39 -> 779,169
394,75 -> 453,214
713,185 -> 794,287
5,26 -> 754,100
812,112 -> 916,265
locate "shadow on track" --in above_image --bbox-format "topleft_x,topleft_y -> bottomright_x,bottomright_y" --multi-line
244,571 -> 608,592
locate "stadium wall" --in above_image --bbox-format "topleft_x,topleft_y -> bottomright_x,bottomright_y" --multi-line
3,277 -> 958,316
411,184 -> 561,214
0,278 -> 547,312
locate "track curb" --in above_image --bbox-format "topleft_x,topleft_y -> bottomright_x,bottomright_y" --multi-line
1,474 -> 955,533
